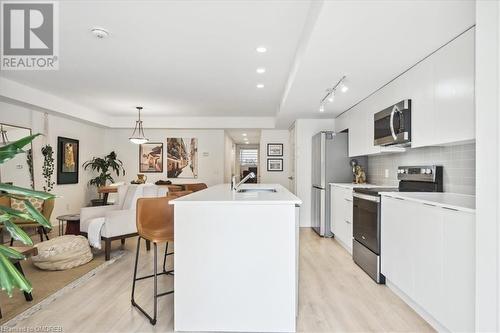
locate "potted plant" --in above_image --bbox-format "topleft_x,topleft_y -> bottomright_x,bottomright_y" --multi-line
83,151 -> 125,206
0,134 -> 54,297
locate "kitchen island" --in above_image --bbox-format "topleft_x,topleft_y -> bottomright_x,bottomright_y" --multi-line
171,184 -> 302,332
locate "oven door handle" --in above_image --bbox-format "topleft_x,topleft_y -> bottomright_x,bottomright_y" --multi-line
353,193 -> 380,203
389,105 -> 399,140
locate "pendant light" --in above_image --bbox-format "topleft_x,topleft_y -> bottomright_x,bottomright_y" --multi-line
129,106 -> 149,144
0,125 -> 10,146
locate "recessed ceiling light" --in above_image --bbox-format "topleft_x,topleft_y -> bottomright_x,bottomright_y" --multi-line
256,46 -> 267,53
256,84 -> 264,89
245,142 -> 250,144
319,105 -> 325,113
242,133 -> 247,136
91,27 -> 109,39
341,84 -> 349,93
256,68 -> 266,74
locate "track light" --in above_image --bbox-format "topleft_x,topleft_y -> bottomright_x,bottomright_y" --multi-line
318,75 -> 348,112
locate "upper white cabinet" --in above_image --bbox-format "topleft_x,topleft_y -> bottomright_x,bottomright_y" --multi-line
336,28 -> 475,156
431,29 -> 475,146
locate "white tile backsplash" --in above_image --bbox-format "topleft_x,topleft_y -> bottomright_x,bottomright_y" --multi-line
367,143 -> 475,195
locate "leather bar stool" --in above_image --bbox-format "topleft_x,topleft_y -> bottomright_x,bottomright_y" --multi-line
160,191 -> 192,273
131,191 -> 192,325
182,183 -> 207,192
131,196 -> 174,325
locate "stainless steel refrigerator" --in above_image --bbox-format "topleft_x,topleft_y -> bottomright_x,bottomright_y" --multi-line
311,131 -> 354,237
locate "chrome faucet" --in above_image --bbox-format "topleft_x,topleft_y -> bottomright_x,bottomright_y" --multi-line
232,172 -> 255,191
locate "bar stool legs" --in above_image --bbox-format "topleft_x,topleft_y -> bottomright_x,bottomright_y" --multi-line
162,242 -> 174,275
131,237 -> 174,326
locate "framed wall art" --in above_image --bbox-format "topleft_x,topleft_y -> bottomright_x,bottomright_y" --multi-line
167,137 -> 198,178
57,136 -> 79,184
267,158 -> 283,172
139,143 -> 163,173
267,143 -> 283,157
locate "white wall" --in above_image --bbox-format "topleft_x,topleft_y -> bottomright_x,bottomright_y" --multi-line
259,130 -> 290,189
475,1 -> 500,331
104,129 -> 225,186
0,100 -> 107,221
294,119 -> 335,227
223,133 -> 236,183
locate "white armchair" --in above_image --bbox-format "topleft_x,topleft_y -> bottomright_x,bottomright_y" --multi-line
80,184 -> 168,260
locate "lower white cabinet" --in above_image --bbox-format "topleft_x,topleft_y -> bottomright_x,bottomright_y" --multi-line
381,196 -> 475,332
330,186 -> 353,253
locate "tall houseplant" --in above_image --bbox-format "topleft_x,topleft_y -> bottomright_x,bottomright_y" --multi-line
83,151 -> 125,205
0,134 -> 54,296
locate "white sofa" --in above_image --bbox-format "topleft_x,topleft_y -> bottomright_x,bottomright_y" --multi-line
80,184 -> 168,260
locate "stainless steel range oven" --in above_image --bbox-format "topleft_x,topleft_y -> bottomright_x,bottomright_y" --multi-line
352,165 -> 443,283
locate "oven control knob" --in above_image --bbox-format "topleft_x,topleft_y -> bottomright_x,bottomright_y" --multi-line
425,168 -> 432,174
421,168 -> 426,174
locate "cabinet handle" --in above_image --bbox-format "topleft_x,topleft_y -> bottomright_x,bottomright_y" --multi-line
344,198 -> 353,202
394,197 -> 405,201
345,220 -> 351,224
423,203 -> 436,207
442,206 -> 459,211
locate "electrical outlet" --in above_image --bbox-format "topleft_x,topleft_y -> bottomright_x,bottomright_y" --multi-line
384,169 -> 389,178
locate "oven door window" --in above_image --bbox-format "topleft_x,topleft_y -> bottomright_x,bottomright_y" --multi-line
353,197 -> 380,254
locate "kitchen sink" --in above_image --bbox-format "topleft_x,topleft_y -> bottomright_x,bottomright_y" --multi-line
237,188 -> 277,193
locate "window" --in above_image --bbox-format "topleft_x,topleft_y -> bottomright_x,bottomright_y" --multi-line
239,149 -> 258,166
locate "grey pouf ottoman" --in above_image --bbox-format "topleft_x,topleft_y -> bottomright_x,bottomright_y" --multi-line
32,235 -> 93,270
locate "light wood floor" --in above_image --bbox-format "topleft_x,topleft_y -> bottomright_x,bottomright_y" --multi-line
6,229 -> 434,332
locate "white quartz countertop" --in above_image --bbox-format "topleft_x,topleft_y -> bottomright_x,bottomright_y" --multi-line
329,183 -> 388,189
380,192 -> 475,213
170,183 -> 302,205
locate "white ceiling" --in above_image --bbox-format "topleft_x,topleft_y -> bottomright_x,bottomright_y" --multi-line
226,129 -> 261,145
1,0 -> 475,129
277,0 -> 475,127
2,0 -> 311,117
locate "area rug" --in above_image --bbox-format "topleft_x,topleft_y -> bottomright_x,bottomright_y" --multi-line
0,248 -> 124,325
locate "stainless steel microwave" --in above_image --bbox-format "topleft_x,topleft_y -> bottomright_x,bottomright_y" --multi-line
374,99 -> 411,146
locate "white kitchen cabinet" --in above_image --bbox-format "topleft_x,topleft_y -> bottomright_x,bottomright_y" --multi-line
381,196 -> 475,332
381,197 -> 416,296
347,109 -> 368,158
405,58 -> 436,148
441,207 -> 475,332
330,185 -> 353,253
336,28 -> 475,154
432,28 -> 475,145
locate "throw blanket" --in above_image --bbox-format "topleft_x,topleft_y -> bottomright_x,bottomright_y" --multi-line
87,217 -> 106,249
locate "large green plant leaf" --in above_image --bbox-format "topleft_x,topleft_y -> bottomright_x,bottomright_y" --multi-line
23,199 -> 52,229
0,252 -> 32,296
0,183 -> 55,200
0,206 -> 34,222
3,220 -> 33,246
0,134 -> 40,163
0,245 -> 25,260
